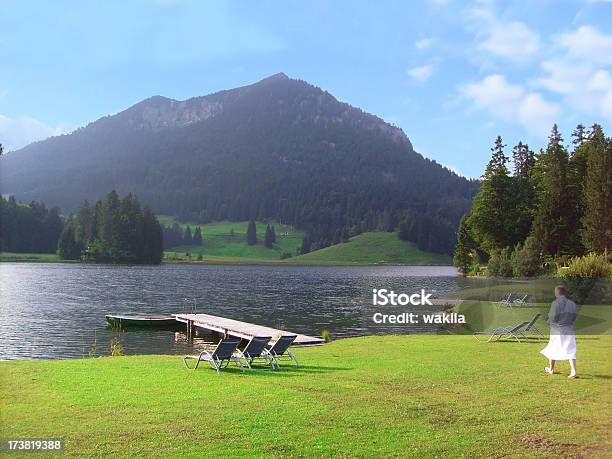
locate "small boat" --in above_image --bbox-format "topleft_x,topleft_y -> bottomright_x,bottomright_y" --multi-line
105,314 -> 177,328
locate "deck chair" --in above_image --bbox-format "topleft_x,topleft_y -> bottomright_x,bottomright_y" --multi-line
263,335 -> 299,369
183,338 -> 243,373
473,321 -> 529,343
493,293 -> 513,307
523,313 -> 544,337
512,295 -> 531,306
232,336 -> 273,370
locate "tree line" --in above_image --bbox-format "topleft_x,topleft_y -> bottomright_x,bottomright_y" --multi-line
454,124 -> 611,277
162,223 -> 203,249
0,196 -> 63,253
58,191 -> 163,264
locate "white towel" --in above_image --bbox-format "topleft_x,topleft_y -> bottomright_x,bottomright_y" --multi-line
540,334 -> 576,360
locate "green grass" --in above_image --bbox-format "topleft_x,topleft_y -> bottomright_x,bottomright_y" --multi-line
454,303 -> 611,336
161,217 -> 304,262
1,335 -> 610,457
0,252 -> 64,263
161,216 -> 452,266
287,232 -> 451,265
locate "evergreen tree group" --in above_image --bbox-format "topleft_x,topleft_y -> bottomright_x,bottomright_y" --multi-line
454,124 -> 611,276
161,223 -> 203,249
58,191 -> 163,264
0,196 -> 64,253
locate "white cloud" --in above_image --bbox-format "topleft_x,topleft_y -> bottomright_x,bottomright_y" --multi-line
415,38 -> 433,50
0,114 -> 73,152
430,0 -> 450,5
534,25 -> 612,123
468,2 -> 539,63
557,25 -> 612,66
479,21 -> 540,62
461,74 -> 561,137
408,65 -> 434,82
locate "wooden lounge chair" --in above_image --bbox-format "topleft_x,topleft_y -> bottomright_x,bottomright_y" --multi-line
183,338 -> 243,373
263,335 -> 299,369
232,336 -> 273,370
473,321 -> 529,343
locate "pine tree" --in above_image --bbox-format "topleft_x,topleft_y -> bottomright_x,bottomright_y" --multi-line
511,141 -> 535,179
581,129 -> 611,254
264,224 -> 273,248
572,124 -> 587,148
193,226 -> 203,246
74,200 -> 94,247
142,207 -> 163,264
453,215 -> 476,275
467,136 -> 516,254
99,190 -> 121,256
511,141 -> 536,243
57,221 -> 82,260
530,125 -> 573,256
270,225 -> 276,243
183,225 -> 193,245
246,219 -> 257,245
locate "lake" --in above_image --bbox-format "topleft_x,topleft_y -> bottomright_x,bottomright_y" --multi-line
0,263 -> 461,359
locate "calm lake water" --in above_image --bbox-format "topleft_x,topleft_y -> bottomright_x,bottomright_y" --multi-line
0,263 -> 461,359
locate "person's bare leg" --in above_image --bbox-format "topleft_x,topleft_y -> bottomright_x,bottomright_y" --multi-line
545,359 -> 555,374
568,359 -> 577,378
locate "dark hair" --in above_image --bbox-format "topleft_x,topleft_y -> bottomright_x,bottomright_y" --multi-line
555,285 -> 566,296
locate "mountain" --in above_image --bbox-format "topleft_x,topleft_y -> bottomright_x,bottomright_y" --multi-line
0,73 -> 478,254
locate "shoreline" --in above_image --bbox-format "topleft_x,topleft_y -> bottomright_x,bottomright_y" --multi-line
0,255 -> 454,268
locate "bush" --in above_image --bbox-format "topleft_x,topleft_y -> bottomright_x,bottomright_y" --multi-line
557,253 -> 611,303
280,252 -> 292,260
487,247 -> 512,277
558,253 -> 611,278
510,237 -> 542,277
321,329 -> 331,343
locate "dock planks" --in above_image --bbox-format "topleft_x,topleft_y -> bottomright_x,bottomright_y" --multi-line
173,313 -> 324,345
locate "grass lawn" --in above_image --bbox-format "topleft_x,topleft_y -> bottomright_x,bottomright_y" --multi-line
286,232 -> 451,265
1,335 -> 610,457
454,303 -> 611,336
0,252 -> 64,263
161,216 -> 451,266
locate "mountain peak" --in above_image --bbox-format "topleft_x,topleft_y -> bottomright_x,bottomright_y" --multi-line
258,72 -> 290,83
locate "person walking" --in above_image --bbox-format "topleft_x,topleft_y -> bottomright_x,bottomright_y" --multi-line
541,285 -> 578,379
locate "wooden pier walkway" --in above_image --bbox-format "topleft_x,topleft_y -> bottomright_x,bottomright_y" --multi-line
174,313 -> 325,345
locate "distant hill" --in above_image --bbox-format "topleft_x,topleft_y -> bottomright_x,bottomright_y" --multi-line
0,73 -> 478,254
288,232 -> 451,265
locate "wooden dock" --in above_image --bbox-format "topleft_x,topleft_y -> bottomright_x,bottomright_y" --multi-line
173,313 -> 325,346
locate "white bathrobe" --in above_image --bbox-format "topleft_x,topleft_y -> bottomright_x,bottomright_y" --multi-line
540,295 -> 577,360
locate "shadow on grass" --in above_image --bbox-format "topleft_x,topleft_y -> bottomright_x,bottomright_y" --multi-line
184,364 -> 352,378
580,374 -> 612,380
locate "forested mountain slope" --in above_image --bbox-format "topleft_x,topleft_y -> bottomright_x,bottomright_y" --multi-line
1,73 -> 478,253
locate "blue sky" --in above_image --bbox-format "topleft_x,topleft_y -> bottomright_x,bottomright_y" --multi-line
1,0 -> 611,177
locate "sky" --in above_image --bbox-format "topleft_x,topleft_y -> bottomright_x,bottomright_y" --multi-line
1,0 -> 611,178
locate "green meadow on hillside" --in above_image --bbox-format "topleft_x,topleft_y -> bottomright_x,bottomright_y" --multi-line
1,335 -> 610,457
287,232 -> 451,265
160,217 -> 451,265
160,217 -> 304,261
